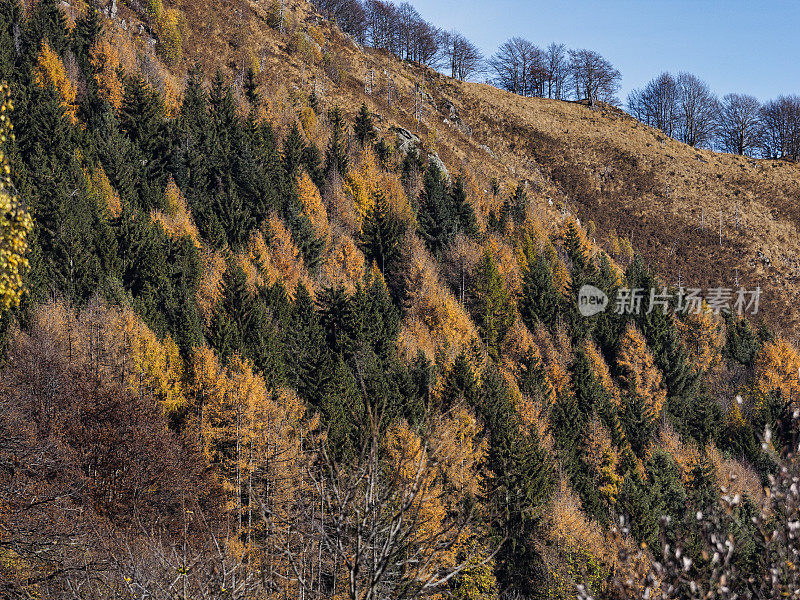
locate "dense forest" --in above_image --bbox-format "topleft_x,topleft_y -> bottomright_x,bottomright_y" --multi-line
2,1 -> 800,599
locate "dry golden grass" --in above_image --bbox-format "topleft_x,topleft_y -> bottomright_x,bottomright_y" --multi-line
103,0 -> 800,333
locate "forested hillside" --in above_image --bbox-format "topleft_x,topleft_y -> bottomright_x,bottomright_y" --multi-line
2,1 -> 800,599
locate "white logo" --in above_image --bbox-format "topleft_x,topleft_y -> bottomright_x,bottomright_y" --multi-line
578,285 -> 608,317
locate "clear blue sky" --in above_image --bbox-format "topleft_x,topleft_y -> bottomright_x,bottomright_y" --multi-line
410,0 -> 800,102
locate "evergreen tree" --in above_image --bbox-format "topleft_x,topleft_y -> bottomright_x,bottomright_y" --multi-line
479,366 -> 554,596
288,283 -> 331,406
318,285 -> 360,357
0,0 -> 20,80
353,102 -> 375,147
23,0 -> 68,59
243,67 -> 260,106
563,220 -> 592,275
417,160 -> 455,258
324,106 -> 348,181
358,190 -> 408,306
283,122 -> 305,179
724,314 -> 760,366
440,350 -> 479,410
468,250 -> 515,360
501,182 -> 527,227
450,174 -> 478,237
301,141 -> 325,189
519,251 -> 561,331
374,136 -> 390,169
71,4 -> 101,74
618,472 -> 659,547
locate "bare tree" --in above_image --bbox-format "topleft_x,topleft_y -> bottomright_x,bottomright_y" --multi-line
567,48 -> 621,105
442,31 -> 483,81
365,0 -> 400,54
717,93 -> 762,156
760,95 -> 800,160
627,72 -> 679,137
544,42 -> 568,99
675,72 -> 719,147
304,419 -> 497,600
490,37 -> 543,96
313,0 -> 367,43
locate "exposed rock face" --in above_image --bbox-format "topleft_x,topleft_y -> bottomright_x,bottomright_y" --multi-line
392,127 -> 421,156
438,99 -> 472,135
428,152 -> 449,181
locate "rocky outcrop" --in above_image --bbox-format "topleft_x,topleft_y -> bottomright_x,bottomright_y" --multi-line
427,152 -> 449,181
392,127 -> 421,156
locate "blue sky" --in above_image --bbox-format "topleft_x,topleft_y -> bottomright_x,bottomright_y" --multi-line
410,0 -> 800,103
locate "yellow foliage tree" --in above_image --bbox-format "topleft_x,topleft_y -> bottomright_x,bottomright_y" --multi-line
617,322 -> 667,428
299,106 -> 317,137
34,42 -> 77,125
584,419 -> 623,508
89,38 -> 123,109
320,231 -> 365,291
677,308 -> 723,374
585,339 -> 622,408
754,337 -> 800,412
197,247 -> 226,326
430,406 -> 487,499
385,420 -> 451,570
150,177 -> 201,248
190,346 -> 319,564
0,83 -> 32,310
85,164 -> 121,218
297,170 -> 329,240
123,312 -> 186,414
155,8 -> 184,66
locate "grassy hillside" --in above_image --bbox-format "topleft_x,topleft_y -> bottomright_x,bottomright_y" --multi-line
148,0 -> 800,331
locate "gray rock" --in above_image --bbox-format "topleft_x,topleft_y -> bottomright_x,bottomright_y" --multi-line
427,152 -> 449,181
392,127 -> 421,156
108,0 -> 117,19
480,144 -> 495,159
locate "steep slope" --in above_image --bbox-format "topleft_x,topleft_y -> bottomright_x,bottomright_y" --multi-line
137,0 -> 800,330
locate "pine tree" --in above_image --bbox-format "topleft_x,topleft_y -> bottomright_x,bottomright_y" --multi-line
479,366 -> 553,595
469,250 -> 516,360
353,102 -> 375,147
417,160 -> 455,257
440,350 -> 479,410
321,356 -> 362,460
244,67 -> 260,106
685,453 -> 718,514
519,251 -> 561,331
318,285 -> 360,357
283,122 -> 305,179
562,220 -> 584,266
724,313 -> 760,366
324,105 -> 349,181
358,190 -> 408,306
301,141 -> 325,189
179,63 -> 209,133
23,0 -> 69,59
71,4 -> 101,74
618,472 -> 659,546
0,0 -> 19,80
616,323 -> 667,455
450,174 -> 478,238
501,182 -> 527,226
288,283 -> 330,406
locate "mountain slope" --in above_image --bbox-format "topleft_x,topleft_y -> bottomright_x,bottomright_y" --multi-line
151,0 -> 800,329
